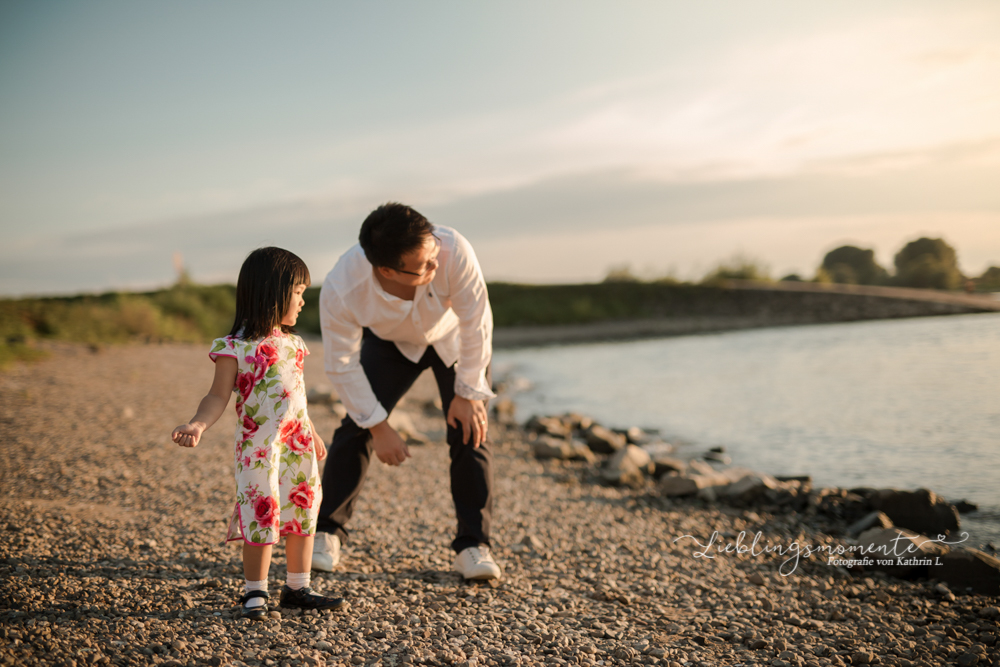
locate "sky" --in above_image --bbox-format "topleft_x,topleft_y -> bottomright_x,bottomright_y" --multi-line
1,1 -> 999,296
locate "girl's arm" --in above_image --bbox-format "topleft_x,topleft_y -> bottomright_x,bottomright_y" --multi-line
172,357 -> 239,448
307,417 -> 327,460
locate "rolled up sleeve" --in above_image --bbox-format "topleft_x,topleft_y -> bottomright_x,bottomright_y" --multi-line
320,286 -> 388,429
447,233 -> 496,402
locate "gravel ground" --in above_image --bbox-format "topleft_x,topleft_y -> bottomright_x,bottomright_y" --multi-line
1,341 -> 998,667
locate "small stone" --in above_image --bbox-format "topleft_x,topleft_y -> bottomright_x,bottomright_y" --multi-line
520,534 -> 544,551
851,651 -> 873,665
957,654 -> 980,667
750,639 -> 768,650
749,572 -> 767,586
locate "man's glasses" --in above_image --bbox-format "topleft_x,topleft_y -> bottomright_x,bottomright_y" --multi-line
394,234 -> 441,277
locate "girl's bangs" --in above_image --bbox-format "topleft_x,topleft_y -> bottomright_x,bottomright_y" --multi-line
292,258 -> 311,287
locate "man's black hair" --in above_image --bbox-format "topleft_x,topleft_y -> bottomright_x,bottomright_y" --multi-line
359,202 -> 434,269
229,247 -> 311,341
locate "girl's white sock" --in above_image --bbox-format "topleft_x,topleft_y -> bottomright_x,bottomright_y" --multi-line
244,578 -> 268,608
286,571 -> 310,591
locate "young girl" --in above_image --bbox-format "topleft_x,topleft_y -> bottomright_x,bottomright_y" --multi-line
171,247 -> 344,619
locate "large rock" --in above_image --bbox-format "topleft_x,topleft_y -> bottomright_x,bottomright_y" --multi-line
870,488 -> 960,537
532,436 -> 596,463
585,425 -> 626,454
602,444 -> 654,488
561,412 -> 594,431
687,459 -> 717,476
658,466 -> 771,499
937,548 -> 1000,596
846,511 -> 893,537
640,442 -> 684,476
723,470 -> 779,500
854,527 -> 949,578
569,439 -> 598,463
525,415 -> 571,438
532,436 -> 574,460
624,426 -> 652,445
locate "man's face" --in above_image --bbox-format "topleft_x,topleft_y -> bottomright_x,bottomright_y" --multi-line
384,234 -> 440,286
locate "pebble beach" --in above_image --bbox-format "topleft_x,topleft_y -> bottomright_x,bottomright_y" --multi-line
1,342 -> 998,667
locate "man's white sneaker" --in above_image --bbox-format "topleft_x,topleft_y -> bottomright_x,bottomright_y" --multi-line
311,532 -> 341,572
453,545 -> 502,580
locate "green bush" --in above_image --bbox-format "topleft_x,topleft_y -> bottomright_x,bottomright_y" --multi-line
701,255 -> 771,285
821,245 -> 888,285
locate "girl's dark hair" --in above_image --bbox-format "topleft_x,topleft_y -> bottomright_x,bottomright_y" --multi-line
229,247 -> 311,341
359,202 -> 434,269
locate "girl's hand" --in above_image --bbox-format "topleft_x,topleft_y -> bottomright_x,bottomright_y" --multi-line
172,422 -> 206,448
309,419 -> 327,460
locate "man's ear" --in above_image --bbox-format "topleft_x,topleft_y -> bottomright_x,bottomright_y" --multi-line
376,266 -> 394,279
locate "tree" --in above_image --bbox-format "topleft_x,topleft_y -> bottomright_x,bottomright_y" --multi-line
975,266 -> 1000,291
820,245 -> 888,285
893,237 -> 962,290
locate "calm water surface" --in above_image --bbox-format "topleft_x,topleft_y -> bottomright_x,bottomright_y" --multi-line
494,312 -> 1000,547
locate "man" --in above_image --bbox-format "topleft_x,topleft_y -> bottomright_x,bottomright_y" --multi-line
313,202 -> 501,580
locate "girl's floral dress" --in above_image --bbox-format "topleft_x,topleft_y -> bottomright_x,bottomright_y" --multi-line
209,330 -> 321,545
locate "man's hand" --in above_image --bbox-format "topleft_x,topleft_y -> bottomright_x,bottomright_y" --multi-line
369,420 -> 411,466
172,422 -> 206,448
447,395 -> 489,447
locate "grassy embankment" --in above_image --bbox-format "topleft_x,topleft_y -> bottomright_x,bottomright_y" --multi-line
8,277 -> 994,368
1,280 -> 707,367
0,284 -> 236,368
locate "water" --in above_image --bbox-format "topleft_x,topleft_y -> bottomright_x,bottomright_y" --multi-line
494,312 -> 1000,548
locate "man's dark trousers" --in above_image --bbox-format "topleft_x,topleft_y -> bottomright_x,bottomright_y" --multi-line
316,329 -> 493,553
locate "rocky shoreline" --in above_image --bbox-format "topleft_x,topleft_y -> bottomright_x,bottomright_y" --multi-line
1,343 -> 998,667
507,407 -> 1000,593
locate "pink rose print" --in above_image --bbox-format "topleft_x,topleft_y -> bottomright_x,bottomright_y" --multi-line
279,419 -> 302,442
252,448 -> 269,462
288,481 -> 314,510
236,371 -> 255,400
247,484 -> 261,501
245,354 -> 267,382
242,455 -> 251,468
242,414 -> 259,438
288,430 -> 312,455
280,519 -> 303,536
257,341 -> 280,368
254,495 -> 279,528
295,348 -> 305,371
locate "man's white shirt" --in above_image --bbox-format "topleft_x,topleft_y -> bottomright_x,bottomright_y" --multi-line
319,225 -> 495,429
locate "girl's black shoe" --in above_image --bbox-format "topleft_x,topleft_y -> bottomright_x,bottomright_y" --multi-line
278,585 -> 345,611
239,590 -> 270,620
